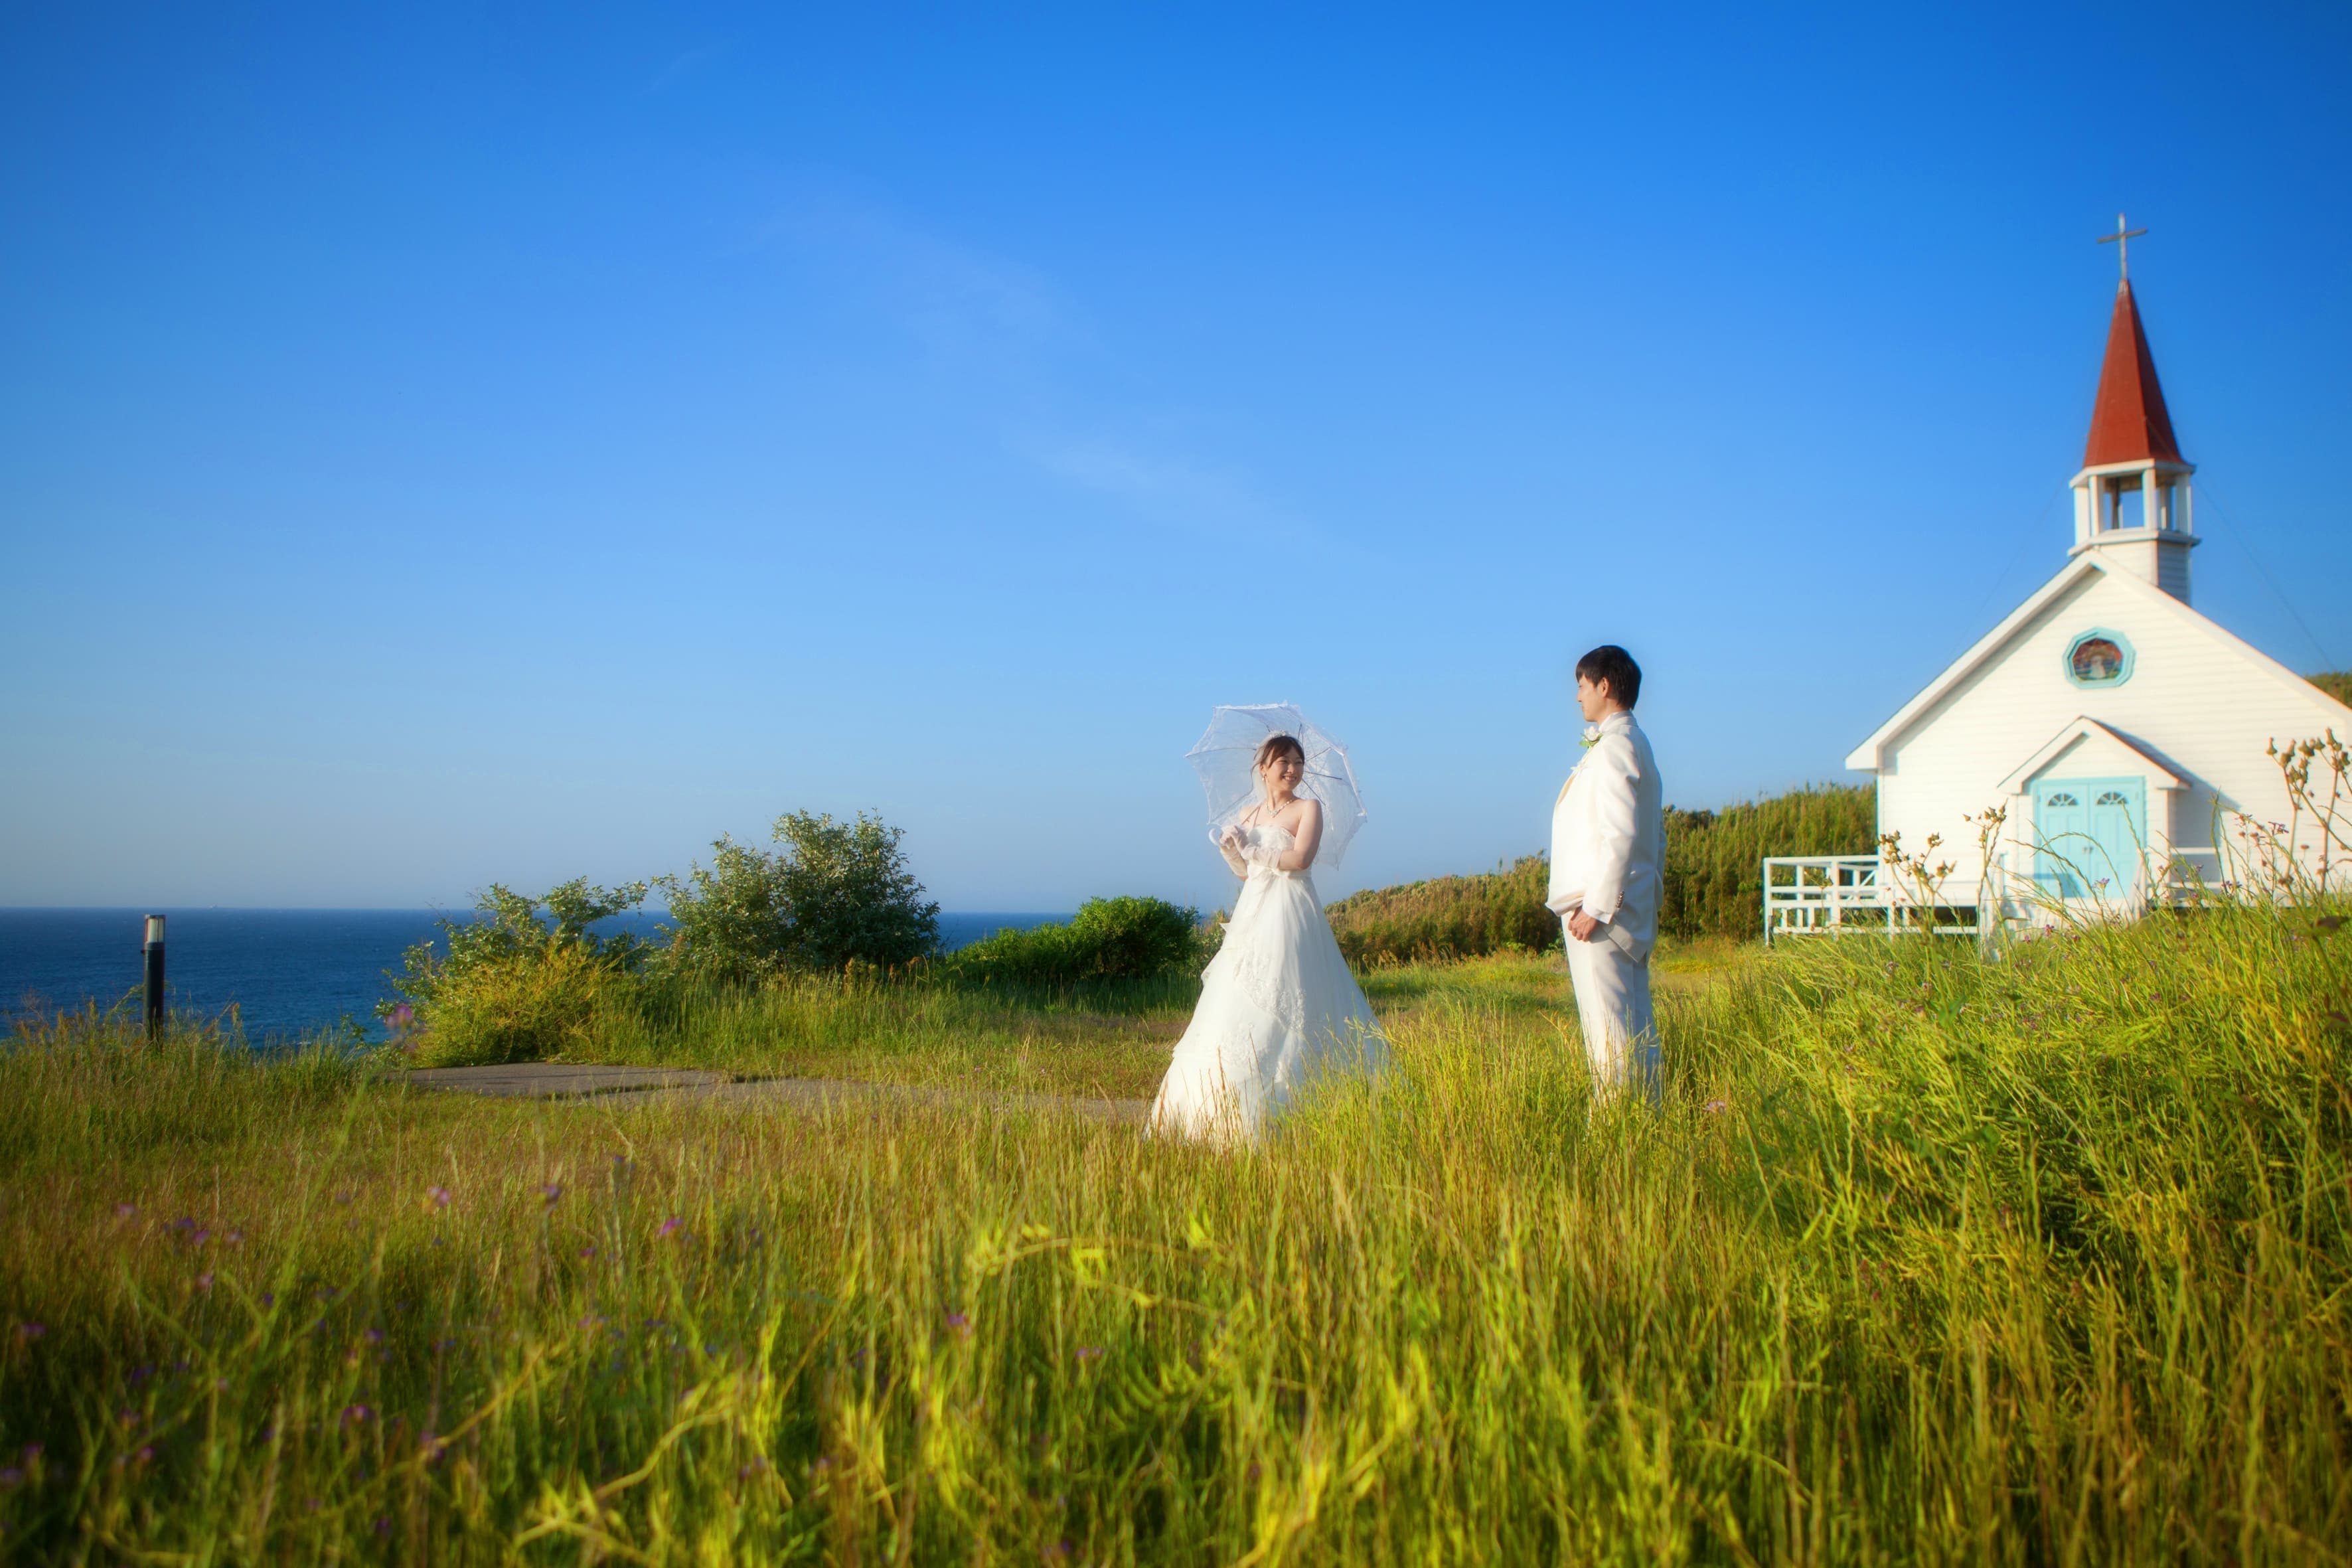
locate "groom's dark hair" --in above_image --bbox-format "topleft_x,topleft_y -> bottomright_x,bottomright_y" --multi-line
1575,645 -> 1642,708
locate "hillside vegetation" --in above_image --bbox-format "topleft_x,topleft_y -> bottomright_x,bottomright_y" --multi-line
1,896 -> 2345,1561
1329,781 -> 1875,963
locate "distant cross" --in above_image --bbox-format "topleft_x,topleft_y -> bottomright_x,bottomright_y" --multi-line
2096,212 -> 2148,280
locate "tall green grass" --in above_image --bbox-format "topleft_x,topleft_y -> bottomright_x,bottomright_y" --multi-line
1328,783 -> 1876,962
3,899 -> 2347,1561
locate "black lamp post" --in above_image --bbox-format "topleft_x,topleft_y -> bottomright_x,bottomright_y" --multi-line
143,914 -> 165,1038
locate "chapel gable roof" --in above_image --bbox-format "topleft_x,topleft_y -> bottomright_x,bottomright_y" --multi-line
2084,280 -> 2184,467
1844,558 -> 2352,771
1994,716 -> 2188,796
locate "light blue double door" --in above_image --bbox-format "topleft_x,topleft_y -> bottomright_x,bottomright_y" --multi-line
2031,777 -> 2148,900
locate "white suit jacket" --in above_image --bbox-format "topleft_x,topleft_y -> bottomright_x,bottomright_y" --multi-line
1546,710 -> 1666,961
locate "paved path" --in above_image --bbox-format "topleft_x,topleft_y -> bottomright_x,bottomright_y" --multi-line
405,1065 -> 729,1098
403,1063 -> 1149,1125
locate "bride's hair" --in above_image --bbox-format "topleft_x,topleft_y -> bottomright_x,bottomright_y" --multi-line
1254,734 -> 1306,773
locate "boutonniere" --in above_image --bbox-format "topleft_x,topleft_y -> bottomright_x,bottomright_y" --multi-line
1579,724 -> 1602,749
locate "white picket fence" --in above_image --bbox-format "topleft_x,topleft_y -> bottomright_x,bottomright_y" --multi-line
1761,856 -> 1983,945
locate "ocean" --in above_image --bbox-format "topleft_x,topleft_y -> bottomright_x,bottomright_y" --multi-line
0,909 -> 1071,1044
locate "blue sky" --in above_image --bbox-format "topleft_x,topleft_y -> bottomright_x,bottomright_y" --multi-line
5,3 -> 2348,913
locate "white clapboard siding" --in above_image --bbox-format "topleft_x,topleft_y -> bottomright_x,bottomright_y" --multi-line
1853,560 -> 2351,899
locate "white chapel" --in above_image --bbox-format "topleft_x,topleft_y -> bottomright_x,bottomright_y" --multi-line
1842,247 -> 2352,915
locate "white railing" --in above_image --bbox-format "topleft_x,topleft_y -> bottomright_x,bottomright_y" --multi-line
1761,856 -> 1985,944
1764,847 -> 2233,947
1762,856 -> 1887,943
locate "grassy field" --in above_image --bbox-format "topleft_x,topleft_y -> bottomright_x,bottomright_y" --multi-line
542,941 -> 1755,1099
2,907 -> 2348,1562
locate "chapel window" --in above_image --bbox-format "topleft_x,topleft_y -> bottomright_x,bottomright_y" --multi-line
2095,790 -> 2130,807
2079,639 -> 2136,686
2045,793 -> 2079,807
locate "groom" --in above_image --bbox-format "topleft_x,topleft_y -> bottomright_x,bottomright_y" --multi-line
1545,645 -> 1666,1099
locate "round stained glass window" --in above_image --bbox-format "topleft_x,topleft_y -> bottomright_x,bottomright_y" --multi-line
2065,630 -> 2134,687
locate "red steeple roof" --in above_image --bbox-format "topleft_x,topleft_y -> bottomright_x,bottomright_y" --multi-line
2083,279 -> 2183,467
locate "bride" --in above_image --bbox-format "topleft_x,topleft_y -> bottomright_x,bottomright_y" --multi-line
1152,733 -> 1389,1142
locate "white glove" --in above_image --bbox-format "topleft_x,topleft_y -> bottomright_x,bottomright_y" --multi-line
1237,835 -> 1285,868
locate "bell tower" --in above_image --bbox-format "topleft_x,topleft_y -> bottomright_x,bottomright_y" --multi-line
2069,215 -> 2197,601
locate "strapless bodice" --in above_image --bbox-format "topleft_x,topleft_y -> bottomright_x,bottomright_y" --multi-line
1239,821 -> 1311,884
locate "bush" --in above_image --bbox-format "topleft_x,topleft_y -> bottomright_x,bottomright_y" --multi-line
653,836 -> 795,985
661,811 -> 941,980
384,879 -> 650,1061
408,939 -> 617,1067
946,897 -> 1208,988
1327,856 -> 1558,966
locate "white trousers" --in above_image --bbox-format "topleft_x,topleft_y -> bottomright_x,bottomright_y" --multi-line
1564,925 -> 1659,1099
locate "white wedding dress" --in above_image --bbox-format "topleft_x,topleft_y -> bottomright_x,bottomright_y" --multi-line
1151,818 -> 1389,1142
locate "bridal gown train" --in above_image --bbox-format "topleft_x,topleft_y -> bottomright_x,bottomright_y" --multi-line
1152,819 -> 1389,1142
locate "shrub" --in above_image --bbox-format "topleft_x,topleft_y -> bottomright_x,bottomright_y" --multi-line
407,938 -> 616,1067
383,879 -> 649,1034
947,897 -> 1207,988
1327,856 -> 1557,966
2310,670 -> 2352,706
661,811 -> 940,980
653,836 -> 795,985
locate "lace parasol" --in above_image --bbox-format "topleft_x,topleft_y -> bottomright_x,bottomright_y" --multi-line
1184,703 -> 1368,868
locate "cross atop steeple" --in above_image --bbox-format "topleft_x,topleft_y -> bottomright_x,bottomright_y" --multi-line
2096,212 -> 2148,281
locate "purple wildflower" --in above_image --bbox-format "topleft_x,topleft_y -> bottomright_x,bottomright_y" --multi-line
195,1273 -> 214,1293
115,1204 -> 135,1219
1703,1098 -> 1730,1115
426,1186 -> 451,1210
657,1217 -> 682,1239
341,1405 -> 372,1427
541,1183 -> 562,1204
14,1323 -> 44,1344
